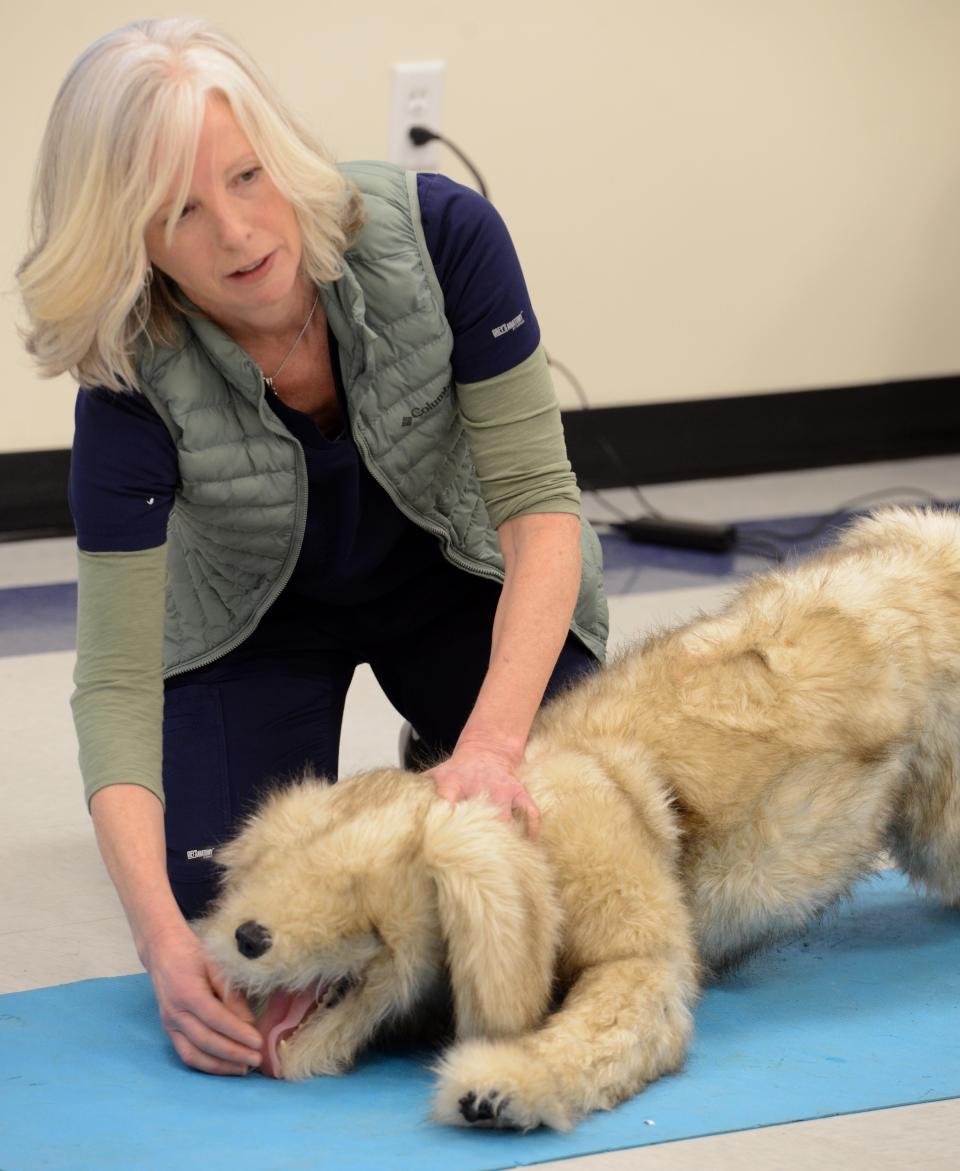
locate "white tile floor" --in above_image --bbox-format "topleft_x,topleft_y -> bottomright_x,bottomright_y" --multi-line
2,454 -> 958,1169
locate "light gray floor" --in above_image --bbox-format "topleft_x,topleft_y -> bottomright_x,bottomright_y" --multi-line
2,454 -> 958,1169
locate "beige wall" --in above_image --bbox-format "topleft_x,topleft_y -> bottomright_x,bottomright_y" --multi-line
4,0 -> 960,454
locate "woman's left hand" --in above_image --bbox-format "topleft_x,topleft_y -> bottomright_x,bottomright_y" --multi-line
421,514 -> 581,845
426,745 -> 540,839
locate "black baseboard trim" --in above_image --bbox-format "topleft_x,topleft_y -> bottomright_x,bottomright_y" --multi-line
0,449 -> 73,541
2,377 -> 958,539
561,375 -> 960,490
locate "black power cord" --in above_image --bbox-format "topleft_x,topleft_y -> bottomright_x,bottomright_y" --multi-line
406,126 -> 949,557
546,351 -> 949,560
410,121 -> 734,551
546,352 -> 738,552
736,486 -> 948,563
544,352 -> 664,522
409,126 -> 489,199
746,486 -> 942,544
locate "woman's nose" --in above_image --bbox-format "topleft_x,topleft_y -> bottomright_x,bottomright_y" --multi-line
211,201 -> 252,250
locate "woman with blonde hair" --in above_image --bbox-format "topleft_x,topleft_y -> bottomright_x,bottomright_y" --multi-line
17,17 -> 607,1076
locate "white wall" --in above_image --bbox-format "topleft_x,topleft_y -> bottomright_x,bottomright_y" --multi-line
4,0 -> 960,453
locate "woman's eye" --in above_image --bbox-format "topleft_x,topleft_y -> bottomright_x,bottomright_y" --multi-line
238,167 -> 260,183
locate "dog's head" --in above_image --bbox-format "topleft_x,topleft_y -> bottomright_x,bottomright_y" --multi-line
199,769 -> 562,1080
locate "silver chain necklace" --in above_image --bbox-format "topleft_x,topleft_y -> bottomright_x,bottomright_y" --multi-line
264,288 -> 321,393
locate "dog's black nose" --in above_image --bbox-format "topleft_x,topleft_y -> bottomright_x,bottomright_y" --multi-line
235,920 -> 272,959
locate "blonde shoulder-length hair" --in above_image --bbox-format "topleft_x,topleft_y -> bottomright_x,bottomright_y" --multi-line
16,17 -> 365,393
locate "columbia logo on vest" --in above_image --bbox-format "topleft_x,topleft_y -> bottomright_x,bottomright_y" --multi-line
401,385 -> 451,427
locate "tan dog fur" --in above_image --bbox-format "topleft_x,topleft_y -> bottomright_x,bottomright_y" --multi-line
200,507 -> 960,1130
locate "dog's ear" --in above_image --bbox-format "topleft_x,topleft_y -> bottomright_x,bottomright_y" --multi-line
421,798 -> 562,1039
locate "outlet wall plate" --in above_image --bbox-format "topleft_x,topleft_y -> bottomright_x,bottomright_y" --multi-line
388,61 -> 445,170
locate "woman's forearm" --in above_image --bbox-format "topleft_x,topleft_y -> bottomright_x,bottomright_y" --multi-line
456,511 -> 582,763
89,783 -> 186,963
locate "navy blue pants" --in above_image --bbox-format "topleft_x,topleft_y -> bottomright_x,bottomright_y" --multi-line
162,570 -> 598,919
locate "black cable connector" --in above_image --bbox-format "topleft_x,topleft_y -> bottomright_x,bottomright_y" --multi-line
408,126 -> 490,198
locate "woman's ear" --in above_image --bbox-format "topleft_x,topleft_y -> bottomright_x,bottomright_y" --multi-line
421,798 -> 562,1039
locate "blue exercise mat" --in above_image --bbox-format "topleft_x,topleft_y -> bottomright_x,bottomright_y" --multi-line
2,870 -> 958,1171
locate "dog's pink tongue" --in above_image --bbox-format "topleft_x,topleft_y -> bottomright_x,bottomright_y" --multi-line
256,988 -> 322,1079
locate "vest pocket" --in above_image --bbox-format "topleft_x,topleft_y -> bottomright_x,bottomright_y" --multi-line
162,684 -> 232,891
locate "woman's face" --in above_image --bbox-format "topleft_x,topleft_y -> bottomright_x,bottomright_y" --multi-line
145,92 -> 305,333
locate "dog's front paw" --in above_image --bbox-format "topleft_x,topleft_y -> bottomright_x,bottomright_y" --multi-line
275,1033 -> 345,1081
274,989 -> 367,1081
432,1038 -> 575,1132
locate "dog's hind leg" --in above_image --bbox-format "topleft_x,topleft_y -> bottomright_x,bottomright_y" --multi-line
688,753 -> 908,971
887,699 -> 960,906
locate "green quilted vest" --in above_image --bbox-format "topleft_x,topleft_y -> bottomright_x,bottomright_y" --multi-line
136,162 -> 608,675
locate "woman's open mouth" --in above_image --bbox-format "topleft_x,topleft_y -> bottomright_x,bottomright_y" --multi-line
228,251 -> 275,282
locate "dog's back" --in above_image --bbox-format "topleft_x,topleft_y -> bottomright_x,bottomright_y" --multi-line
531,507 -> 960,968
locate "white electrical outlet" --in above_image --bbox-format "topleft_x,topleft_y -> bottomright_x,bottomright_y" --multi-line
389,61 -> 444,170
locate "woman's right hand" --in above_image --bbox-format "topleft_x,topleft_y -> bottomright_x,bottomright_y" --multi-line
142,919 -> 263,1075
89,785 -> 262,1075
